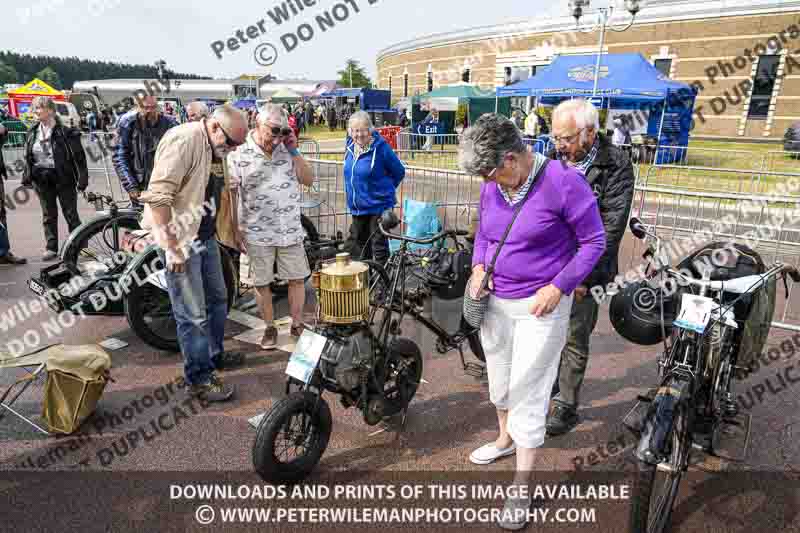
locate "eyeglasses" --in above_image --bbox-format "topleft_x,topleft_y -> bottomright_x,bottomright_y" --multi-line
269,126 -> 293,137
218,124 -> 243,148
553,128 -> 585,145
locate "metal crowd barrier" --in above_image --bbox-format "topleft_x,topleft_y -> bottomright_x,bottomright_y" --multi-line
765,150 -> 800,173
638,164 -> 800,196
312,149 -> 462,170
628,167 -> 800,332
396,132 -> 461,151
302,158 -> 480,240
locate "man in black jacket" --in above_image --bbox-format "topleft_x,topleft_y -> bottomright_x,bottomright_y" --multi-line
0,122 -> 26,264
112,95 -> 177,203
545,98 -> 635,436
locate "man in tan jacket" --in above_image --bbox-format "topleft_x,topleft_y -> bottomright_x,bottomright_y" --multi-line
139,105 -> 248,402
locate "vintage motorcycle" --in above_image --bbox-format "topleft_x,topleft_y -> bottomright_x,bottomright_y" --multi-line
251,210 -> 483,484
27,191 -> 338,352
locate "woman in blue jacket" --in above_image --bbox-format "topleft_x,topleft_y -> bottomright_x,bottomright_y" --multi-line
343,111 -> 406,263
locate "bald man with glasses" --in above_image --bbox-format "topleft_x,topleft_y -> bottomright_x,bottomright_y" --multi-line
139,104 -> 249,402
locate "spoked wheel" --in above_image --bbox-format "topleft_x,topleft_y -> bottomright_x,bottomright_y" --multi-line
363,259 -> 394,327
710,355 -> 735,419
61,215 -> 140,277
253,391 -> 333,484
124,253 -> 179,352
382,338 -> 423,417
630,400 -> 690,533
124,246 -> 238,352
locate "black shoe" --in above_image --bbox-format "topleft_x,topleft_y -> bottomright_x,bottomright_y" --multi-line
189,375 -> 234,403
0,253 -> 27,265
214,351 -> 245,371
546,403 -> 579,436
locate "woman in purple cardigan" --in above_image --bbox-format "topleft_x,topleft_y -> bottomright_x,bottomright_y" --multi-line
459,114 -> 605,530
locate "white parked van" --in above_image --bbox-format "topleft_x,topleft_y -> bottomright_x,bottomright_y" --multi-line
54,101 -> 81,129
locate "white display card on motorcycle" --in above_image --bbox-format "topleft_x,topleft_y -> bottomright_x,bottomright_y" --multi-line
673,293 -> 716,333
285,330 -> 328,384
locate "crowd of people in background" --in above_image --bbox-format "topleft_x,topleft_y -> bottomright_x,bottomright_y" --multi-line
0,92 -> 639,527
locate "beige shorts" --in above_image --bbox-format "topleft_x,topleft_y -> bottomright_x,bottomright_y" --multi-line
248,243 -> 310,287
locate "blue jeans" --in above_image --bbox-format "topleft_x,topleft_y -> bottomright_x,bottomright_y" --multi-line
160,239 -> 228,386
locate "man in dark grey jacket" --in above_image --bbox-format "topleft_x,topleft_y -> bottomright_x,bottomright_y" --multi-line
113,95 -> 177,203
545,98 -> 635,436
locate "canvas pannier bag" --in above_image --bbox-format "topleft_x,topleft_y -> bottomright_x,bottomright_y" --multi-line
42,344 -> 111,434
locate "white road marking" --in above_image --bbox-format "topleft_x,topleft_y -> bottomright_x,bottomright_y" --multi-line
227,309 -> 267,329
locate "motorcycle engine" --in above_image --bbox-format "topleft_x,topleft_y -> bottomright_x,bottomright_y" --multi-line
319,327 -> 373,392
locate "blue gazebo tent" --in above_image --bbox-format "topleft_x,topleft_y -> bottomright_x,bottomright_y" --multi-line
233,97 -> 257,110
497,53 -> 696,163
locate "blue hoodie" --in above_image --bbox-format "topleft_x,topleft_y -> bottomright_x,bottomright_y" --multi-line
344,131 -> 406,216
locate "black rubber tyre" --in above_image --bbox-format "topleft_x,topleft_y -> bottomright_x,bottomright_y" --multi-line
252,391 -> 333,484
124,245 -> 238,352
629,401 -> 689,533
301,214 -> 320,243
382,337 -> 423,417
363,259 -> 392,306
61,214 -> 140,275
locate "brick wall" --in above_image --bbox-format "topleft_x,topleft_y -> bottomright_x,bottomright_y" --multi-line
377,10 -> 800,139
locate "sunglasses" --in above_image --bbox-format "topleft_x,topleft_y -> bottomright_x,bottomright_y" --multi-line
270,126 -> 294,137
218,124 -> 242,148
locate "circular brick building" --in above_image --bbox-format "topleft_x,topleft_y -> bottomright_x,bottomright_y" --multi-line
376,0 -> 800,140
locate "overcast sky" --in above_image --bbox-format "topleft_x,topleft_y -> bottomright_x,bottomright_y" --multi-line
2,0 -> 590,83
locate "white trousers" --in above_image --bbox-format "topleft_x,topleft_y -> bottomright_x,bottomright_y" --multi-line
480,292 -> 573,448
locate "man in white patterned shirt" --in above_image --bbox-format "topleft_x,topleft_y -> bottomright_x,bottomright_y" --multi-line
228,104 -> 314,349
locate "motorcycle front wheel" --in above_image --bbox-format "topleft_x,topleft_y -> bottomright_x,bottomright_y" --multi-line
252,391 -> 333,484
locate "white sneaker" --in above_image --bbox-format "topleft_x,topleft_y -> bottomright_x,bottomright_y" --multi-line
469,442 -> 516,465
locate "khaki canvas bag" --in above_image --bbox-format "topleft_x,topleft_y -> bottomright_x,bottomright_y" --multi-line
42,345 -> 111,434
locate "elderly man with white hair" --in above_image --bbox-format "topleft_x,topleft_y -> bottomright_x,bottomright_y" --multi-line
545,98 -> 635,437
186,101 -> 210,122
228,103 -> 314,350
140,104 -> 249,402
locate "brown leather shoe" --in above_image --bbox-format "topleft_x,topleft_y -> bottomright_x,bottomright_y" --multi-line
260,326 -> 278,350
290,323 -> 306,338
0,252 -> 27,265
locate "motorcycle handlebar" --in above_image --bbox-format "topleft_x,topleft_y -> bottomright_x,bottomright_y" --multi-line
782,263 -> 800,283
378,223 -> 467,244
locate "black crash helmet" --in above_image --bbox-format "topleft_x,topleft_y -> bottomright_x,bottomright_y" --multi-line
422,248 -> 473,301
609,280 -> 678,346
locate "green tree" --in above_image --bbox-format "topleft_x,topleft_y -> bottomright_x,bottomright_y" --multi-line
35,66 -> 62,89
337,59 -> 372,89
0,61 -> 17,85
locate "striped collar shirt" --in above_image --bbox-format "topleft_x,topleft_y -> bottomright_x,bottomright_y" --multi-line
564,138 -> 599,176
499,152 -> 547,206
